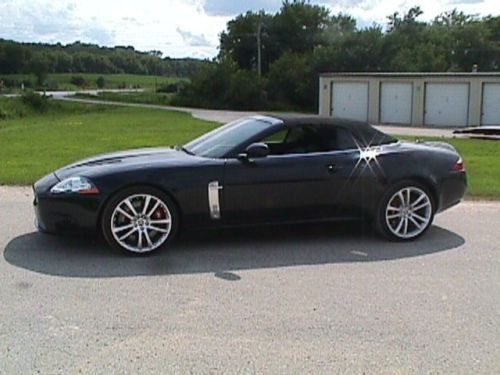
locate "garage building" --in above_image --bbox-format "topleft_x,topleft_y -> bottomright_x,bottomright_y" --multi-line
318,72 -> 500,127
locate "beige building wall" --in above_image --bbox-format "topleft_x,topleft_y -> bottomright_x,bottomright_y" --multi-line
318,73 -> 500,127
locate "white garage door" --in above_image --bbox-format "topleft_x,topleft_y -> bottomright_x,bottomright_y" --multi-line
331,82 -> 368,121
482,83 -> 500,126
380,82 -> 413,124
424,83 -> 469,127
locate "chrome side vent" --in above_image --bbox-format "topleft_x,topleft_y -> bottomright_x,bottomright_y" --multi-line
208,181 -> 223,219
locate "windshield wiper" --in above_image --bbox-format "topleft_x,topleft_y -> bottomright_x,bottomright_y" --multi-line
175,145 -> 195,156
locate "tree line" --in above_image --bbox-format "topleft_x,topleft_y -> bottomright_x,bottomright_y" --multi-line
0,39 -> 209,85
173,1 -> 500,111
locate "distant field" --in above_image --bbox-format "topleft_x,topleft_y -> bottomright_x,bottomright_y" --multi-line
0,97 -> 216,185
0,73 -> 186,91
74,91 -> 174,106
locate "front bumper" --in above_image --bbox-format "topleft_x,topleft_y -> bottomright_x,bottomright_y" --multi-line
33,173 -> 102,235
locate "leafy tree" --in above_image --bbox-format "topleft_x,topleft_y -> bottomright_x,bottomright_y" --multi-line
272,0 -> 331,54
0,38 -> 207,77
220,11 -> 276,73
267,52 -> 316,109
30,54 -> 50,86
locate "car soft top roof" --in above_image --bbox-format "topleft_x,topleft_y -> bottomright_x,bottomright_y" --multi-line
256,114 -> 396,146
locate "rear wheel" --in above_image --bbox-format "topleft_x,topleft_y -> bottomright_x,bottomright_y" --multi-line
102,186 -> 179,254
375,182 -> 434,241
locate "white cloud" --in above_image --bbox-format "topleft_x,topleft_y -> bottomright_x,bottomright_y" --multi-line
0,0 -> 497,58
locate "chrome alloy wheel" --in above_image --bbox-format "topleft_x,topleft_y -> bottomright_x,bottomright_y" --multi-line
110,194 -> 172,253
385,186 -> 432,239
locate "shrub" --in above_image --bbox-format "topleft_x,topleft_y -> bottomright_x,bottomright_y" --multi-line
70,75 -> 87,87
1,77 -> 20,88
96,76 -> 106,88
46,80 -> 59,90
21,92 -> 49,112
22,80 -> 34,89
226,70 -> 267,110
172,59 -> 267,110
0,107 -> 7,120
157,82 -> 180,93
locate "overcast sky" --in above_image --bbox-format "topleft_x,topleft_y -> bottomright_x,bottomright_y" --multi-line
0,0 -> 497,59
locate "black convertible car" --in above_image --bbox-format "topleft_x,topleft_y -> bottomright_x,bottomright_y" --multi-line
33,115 -> 466,254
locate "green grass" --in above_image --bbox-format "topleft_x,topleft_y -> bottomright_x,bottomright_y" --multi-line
74,91 -> 174,106
0,98 -> 217,185
1,73 -> 185,91
398,136 -> 500,200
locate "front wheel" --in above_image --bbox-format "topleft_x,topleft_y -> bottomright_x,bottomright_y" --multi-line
375,183 -> 434,241
102,186 -> 179,254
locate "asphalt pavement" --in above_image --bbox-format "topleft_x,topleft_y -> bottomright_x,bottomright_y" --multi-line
0,186 -> 499,373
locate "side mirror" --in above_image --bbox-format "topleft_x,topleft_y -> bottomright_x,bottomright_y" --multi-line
238,142 -> 269,161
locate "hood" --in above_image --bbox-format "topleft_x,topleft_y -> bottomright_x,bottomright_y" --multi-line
54,147 -> 193,180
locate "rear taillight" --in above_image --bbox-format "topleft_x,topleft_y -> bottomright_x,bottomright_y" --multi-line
452,157 -> 465,172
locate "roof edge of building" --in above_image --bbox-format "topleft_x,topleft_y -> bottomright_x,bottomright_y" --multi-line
319,72 -> 500,77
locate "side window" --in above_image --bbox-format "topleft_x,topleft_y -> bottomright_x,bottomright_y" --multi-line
263,129 -> 288,144
260,129 -> 289,155
318,126 -> 358,151
259,125 -> 357,155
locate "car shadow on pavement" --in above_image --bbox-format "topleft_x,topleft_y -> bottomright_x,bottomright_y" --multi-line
4,222 -> 465,278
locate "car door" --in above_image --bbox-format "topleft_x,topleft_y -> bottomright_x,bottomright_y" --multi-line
220,124 -> 360,225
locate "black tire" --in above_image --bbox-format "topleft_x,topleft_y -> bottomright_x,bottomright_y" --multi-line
101,186 -> 179,254
374,180 -> 435,241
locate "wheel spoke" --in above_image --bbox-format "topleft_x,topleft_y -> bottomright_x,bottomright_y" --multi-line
113,223 -> 134,233
150,219 -> 171,224
395,218 -> 404,234
144,230 -> 153,248
148,225 -> 169,233
409,216 -> 423,229
124,199 -> 138,216
119,227 -> 138,241
147,200 -> 160,218
387,205 -> 401,212
413,201 -> 430,212
403,217 -> 409,235
406,188 -> 411,206
411,193 -> 426,208
412,212 -> 427,223
116,207 -> 133,220
398,191 -> 405,205
137,230 -> 143,250
387,213 -> 401,219
142,195 -> 151,215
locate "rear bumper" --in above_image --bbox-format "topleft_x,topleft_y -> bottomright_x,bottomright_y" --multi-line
436,171 -> 467,213
33,173 -> 102,235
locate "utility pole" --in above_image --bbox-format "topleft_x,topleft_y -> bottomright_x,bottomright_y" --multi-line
257,22 -> 262,76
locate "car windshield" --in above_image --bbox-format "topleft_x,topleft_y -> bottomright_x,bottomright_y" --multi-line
183,118 -> 275,158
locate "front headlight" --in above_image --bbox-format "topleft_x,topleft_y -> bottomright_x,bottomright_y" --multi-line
50,177 -> 99,194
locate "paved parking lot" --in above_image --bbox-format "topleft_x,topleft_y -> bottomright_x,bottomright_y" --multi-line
0,187 -> 499,373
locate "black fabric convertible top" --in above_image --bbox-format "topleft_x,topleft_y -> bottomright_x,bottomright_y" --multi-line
262,114 -> 397,146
